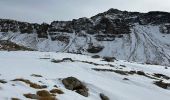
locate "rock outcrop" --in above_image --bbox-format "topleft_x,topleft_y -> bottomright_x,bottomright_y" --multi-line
62,77 -> 89,97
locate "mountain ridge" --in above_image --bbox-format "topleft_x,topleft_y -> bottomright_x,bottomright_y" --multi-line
0,8 -> 170,66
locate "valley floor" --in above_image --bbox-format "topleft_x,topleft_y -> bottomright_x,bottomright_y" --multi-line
0,51 -> 170,100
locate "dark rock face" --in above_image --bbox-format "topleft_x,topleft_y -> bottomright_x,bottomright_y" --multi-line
0,9 -> 131,40
153,73 -> 170,80
0,9 -> 170,38
0,19 -> 48,38
72,17 -> 94,33
50,21 -> 73,33
102,57 -> 116,62
36,23 -> 49,38
18,22 -> 33,34
154,80 -> 170,89
51,35 -> 69,43
0,19 -> 19,32
0,40 -> 34,51
94,17 -> 114,34
62,77 -> 89,97
0,79 -> 7,84
136,71 -> 146,76
139,11 -> 170,25
160,24 -> 170,34
51,58 -> 74,63
91,55 -> 100,58
95,34 -> 115,41
94,17 -> 130,35
87,45 -> 104,53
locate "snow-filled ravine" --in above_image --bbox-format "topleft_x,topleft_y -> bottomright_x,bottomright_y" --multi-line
0,51 -> 170,100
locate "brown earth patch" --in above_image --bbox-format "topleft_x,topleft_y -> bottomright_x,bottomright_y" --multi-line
11,98 -> 20,100
24,90 -> 57,100
12,78 -> 47,89
50,89 -> 64,94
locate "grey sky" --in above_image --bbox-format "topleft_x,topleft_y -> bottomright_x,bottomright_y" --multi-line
0,0 -> 170,23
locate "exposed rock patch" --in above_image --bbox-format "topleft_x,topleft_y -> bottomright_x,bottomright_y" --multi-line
123,78 -> 129,80
102,57 -> 116,62
99,93 -> 110,100
92,68 -> 136,75
51,58 -> 74,63
0,40 -> 34,51
91,55 -> 100,58
62,77 -> 89,97
136,71 -> 146,76
51,35 -> 69,43
31,74 -> 43,78
87,45 -> 104,53
153,73 -> 170,80
154,80 -> 170,89
0,79 -> 7,84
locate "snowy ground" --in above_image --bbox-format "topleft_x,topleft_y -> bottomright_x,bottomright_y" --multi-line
0,51 -> 170,100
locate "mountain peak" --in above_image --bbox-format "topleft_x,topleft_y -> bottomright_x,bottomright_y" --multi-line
106,8 -> 122,14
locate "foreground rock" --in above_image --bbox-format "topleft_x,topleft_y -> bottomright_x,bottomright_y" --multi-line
154,80 -> 170,89
62,77 -> 89,97
100,93 -> 110,100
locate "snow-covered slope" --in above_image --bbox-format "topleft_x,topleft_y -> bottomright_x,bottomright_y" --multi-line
0,51 -> 170,100
1,9 -> 170,66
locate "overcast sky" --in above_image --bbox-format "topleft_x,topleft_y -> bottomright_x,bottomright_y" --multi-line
0,0 -> 170,23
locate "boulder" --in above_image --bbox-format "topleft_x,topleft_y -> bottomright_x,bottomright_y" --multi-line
154,80 -> 170,89
99,93 -> 110,100
136,71 -> 145,76
62,77 -> 88,97
76,89 -> 88,97
91,55 -> 100,58
87,46 -> 104,53
103,57 -> 116,62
